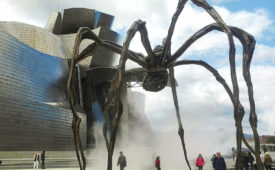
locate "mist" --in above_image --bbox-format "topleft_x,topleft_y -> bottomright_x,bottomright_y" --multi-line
87,88 -> 236,170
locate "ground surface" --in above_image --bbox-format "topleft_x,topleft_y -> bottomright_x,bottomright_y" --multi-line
0,157 -> 274,170
0,158 -> 234,170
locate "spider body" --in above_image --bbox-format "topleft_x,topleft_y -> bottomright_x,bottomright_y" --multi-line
145,44 -> 168,66
142,44 -> 170,92
142,69 -> 168,92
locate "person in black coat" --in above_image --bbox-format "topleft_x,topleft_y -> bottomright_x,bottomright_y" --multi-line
243,152 -> 250,170
211,154 -> 216,168
248,152 -> 255,170
41,151 -> 46,169
117,151 -> 127,170
213,152 -> 226,170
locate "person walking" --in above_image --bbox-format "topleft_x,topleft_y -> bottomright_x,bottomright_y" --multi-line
117,151 -> 127,170
242,152 -> 250,170
264,152 -> 272,170
211,154 -> 216,168
155,156 -> 161,170
231,147 -> 236,161
213,152 -> 226,170
41,151 -> 46,169
33,153 -> 40,169
248,152 -> 255,170
196,154 -> 205,170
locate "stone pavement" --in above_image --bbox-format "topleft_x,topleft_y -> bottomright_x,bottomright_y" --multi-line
1,157 -> 274,170
20,169 -> 80,170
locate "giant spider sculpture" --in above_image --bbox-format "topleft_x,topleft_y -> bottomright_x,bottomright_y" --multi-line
67,0 -> 263,170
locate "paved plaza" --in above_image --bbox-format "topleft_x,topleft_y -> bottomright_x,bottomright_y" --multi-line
0,154 -> 274,170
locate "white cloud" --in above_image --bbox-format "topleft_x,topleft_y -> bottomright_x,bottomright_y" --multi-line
131,64 -> 275,135
224,8 -> 273,38
253,44 -> 275,64
0,0 -> 58,27
1,0 -> 273,56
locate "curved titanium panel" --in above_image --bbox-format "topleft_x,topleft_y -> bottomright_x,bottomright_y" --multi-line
0,22 -> 70,58
58,28 -> 101,69
90,27 -> 122,67
0,31 -> 86,151
59,27 -> 121,69
0,95 -> 86,151
61,8 -> 114,34
61,8 -> 95,34
45,12 -> 62,34
94,10 -> 114,29
0,32 -> 67,102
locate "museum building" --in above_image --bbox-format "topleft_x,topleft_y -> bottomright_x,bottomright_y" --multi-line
0,8 -> 152,152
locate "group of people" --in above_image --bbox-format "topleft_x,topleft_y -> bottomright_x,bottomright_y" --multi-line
239,151 -> 255,170
154,152 -> 226,170
32,150 -> 270,170
117,151 -> 227,170
117,151 -> 162,170
116,152 -> 161,170
237,151 -> 273,170
117,150 -> 272,170
33,151 -> 45,169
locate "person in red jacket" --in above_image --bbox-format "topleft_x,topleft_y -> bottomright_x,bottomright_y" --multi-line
196,153 -> 205,170
155,156 -> 161,170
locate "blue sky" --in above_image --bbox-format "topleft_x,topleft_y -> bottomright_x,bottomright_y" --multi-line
217,0 -> 274,14
213,0 -> 275,46
0,0 -> 274,159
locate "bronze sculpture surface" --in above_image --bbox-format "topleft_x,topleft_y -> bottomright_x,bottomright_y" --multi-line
67,0 -> 263,169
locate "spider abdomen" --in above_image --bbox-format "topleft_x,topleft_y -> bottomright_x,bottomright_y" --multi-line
142,70 -> 168,92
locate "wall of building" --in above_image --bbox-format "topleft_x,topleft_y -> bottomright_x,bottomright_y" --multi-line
0,8 -> 147,152
0,22 -> 70,59
0,30 -> 86,151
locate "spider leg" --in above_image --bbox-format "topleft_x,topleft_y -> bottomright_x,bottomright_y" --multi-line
168,24 -> 262,167
231,28 -> 263,169
161,0 -> 188,66
169,23 -> 252,63
74,27 -> 149,68
168,67 -> 191,170
191,0 -> 231,34
135,20 -> 156,65
98,40 -> 149,68
102,20 -> 148,170
188,10 -> 246,165
68,24 -> 150,170
67,27 -> 91,170
190,2 -> 240,134
169,25 -> 256,160
75,43 -> 97,63
172,59 -> 258,156
168,23 -> 261,169
98,20 -> 157,67
168,24 -> 262,164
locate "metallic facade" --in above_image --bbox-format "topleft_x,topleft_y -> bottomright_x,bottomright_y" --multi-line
0,22 -> 70,59
0,32 -> 67,102
0,8 -> 151,152
0,8 -> 121,151
0,31 -> 86,151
